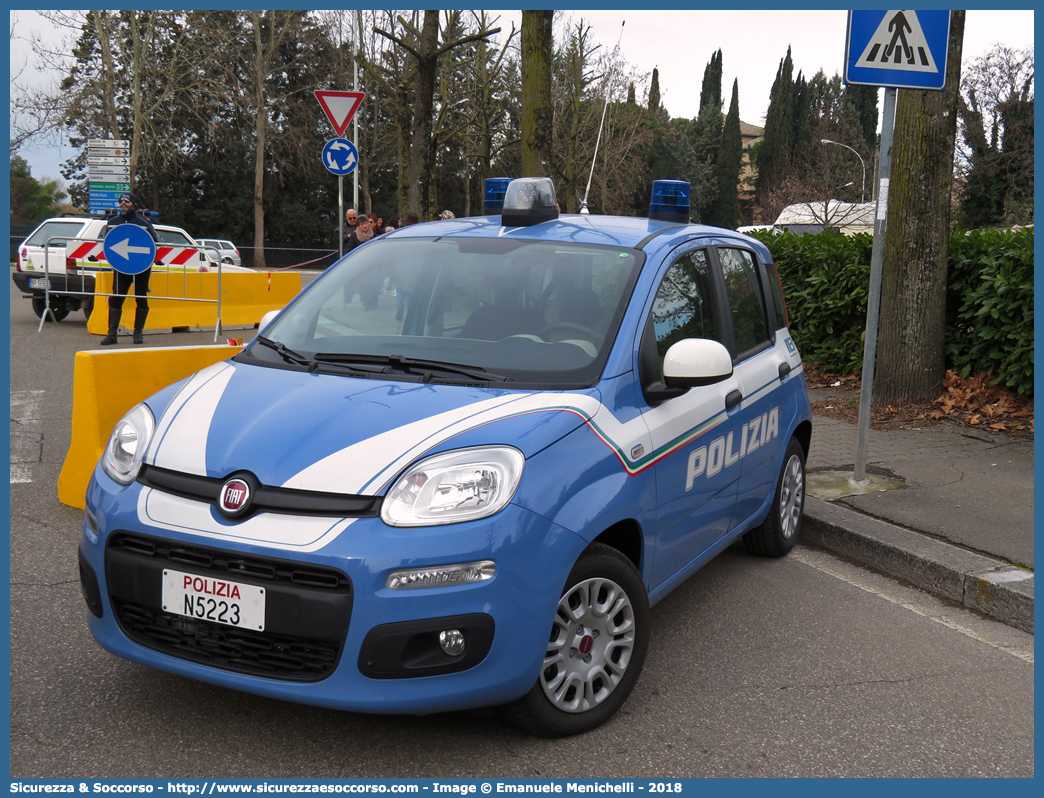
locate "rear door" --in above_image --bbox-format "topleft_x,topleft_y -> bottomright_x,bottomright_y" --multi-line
714,245 -> 791,530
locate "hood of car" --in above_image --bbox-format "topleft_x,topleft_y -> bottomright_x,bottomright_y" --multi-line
144,360 -> 602,496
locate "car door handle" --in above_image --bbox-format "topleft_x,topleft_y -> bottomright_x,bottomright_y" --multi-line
778,362 -> 792,379
725,390 -> 743,410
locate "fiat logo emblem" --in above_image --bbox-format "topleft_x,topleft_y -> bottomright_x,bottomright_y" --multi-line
219,478 -> 251,516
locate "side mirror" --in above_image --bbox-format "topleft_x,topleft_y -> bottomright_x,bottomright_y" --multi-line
662,338 -> 733,388
258,309 -> 280,334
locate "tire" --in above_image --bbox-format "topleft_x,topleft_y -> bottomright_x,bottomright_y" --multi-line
31,296 -> 70,322
743,437 -> 806,557
500,543 -> 649,737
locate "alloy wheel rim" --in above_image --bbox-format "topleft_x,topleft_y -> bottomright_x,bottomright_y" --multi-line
539,577 -> 636,713
779,454 -> 805,539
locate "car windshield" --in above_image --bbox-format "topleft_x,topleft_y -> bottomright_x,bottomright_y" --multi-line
249,237 -> 643,388
25,221 -> 89,248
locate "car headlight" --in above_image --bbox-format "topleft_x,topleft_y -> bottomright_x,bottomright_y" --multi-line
381,446 -> 524,527
101,403 -> 156,485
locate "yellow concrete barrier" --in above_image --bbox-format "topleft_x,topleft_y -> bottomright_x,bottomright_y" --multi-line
87,270 -> 300,333
58,344 -> 245,509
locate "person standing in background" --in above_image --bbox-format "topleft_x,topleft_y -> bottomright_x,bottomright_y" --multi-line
101,192 -> 158,345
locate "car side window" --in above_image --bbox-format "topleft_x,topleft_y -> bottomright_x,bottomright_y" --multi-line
719,248 -> 770,356
650,249 -> 722,373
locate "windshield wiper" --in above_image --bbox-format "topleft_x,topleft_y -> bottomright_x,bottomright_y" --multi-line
312,353 -> 512,383
255,335 -> 311,366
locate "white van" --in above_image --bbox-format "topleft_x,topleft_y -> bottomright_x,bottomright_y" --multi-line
12,215 -> 252,321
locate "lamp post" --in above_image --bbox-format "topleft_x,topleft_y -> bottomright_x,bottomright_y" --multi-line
821,138 -> 866,203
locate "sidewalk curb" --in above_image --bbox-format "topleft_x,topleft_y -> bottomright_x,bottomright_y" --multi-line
802,497 -> 1034,634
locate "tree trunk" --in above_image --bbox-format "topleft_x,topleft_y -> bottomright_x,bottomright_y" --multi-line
251,12 -> 270,270
874,11 -> 965,405
520,10 -> 553,177
405,11 -> 439,219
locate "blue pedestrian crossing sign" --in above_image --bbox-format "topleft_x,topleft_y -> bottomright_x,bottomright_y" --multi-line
322,138 -> 359,175
845,10 -> 951,91
103,224 -> 156,275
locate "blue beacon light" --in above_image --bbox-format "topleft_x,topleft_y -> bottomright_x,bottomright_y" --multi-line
649,180 -> 691,223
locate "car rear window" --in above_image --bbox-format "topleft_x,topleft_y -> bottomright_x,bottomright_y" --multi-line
155,229 -> 193,246
25,221 -> 89,248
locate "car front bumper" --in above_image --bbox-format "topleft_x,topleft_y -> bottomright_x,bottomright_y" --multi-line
80,466 -> 587,714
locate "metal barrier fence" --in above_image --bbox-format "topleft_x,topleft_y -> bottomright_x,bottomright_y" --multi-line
35,235 -> 228,340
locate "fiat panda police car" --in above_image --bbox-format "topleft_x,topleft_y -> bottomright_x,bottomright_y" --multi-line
80,178 -> 812,737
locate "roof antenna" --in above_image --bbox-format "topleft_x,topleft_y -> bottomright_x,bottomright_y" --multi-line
579,20 -> 625,215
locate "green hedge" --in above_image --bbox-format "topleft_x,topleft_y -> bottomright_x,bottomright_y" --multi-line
748,227 -> 1034,397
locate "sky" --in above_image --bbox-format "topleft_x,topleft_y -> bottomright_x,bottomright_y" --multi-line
8,8 -> 1037,185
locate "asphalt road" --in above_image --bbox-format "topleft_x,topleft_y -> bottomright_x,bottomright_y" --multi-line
8,277 -> 1034,778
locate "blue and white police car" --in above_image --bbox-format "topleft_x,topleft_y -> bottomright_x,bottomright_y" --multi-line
80,178 -> 812,736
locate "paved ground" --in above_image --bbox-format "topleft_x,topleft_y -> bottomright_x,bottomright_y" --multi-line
803,391 -> 1034,633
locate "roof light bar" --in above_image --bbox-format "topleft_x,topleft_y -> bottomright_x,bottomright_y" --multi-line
501,178 -> 559,227
483,177 -> 513,213
649,180 -> 691,223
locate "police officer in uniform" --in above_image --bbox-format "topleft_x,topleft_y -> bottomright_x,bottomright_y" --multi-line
101,192 -> 158,345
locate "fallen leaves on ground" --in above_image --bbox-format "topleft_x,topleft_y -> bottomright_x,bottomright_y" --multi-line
803,363 -> 1033,439
930,370 -> 1033,433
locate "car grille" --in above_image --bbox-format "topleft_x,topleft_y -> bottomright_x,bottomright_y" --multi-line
112,599 -> 342,680
137,464 -> 381,519
106,533 -> 352,682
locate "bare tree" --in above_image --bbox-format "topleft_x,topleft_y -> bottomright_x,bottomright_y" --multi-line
455,12 -> 518,215
374,11 -> 499,219
10,12 -> 86,156
235,10 -> 328,268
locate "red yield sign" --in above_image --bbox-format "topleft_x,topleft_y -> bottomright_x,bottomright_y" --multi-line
314,90 -> 366,136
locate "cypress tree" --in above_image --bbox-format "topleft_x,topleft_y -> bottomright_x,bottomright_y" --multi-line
846,84 -> 880,151
756,46 -> 795,197
709,79 -> 742,228
649,67 -> 660,111
690,50 -> 724,220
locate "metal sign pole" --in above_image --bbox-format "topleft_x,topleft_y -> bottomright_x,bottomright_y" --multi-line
214,257 -> 223,342
853,86 -> 897,482
353,24 -> 360,211
339,174 -> 344,258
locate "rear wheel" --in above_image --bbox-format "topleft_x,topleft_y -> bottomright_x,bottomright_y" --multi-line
743,437 -> 806,557
31,295 -> 70,322
500,543 -> 649,737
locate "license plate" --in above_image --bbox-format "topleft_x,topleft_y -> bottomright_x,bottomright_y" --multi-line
29,278 -> 50,289
161,569 -> 266,631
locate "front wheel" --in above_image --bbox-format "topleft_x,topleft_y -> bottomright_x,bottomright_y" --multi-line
743,437 -> 806,557
500,543 -> 649,737
31,295 -> 70,322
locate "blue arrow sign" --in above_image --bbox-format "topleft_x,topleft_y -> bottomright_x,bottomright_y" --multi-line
103,224 -> 156,275
845,10 -> 951,90
322,138 -> 359,175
